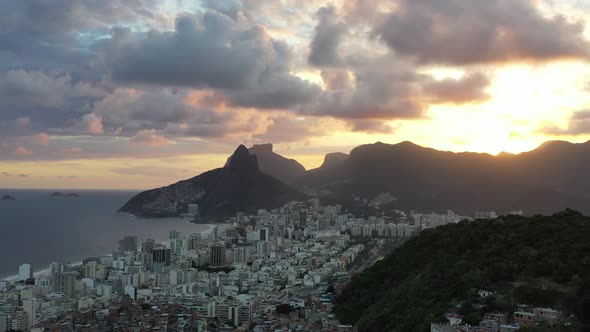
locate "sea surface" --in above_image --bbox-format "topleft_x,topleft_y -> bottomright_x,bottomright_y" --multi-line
0,189 -> 211,279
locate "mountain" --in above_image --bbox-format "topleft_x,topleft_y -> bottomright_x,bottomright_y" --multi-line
302,140 -> 590,215
120,140 -> 590,219
246,143 -> 306,184
334,210 -> 590,331
119,145 -> 307,220
309,152 -> 349,172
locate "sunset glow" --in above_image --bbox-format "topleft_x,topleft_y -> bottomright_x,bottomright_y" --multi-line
3,0 -> 590,189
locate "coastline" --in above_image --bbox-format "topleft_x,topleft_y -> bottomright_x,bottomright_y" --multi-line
1,222 -> 215,282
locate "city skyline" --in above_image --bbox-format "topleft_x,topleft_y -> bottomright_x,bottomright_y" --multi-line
3,0 -> 590,189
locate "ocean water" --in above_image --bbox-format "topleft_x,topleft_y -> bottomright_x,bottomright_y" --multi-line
0,189 -> 211,279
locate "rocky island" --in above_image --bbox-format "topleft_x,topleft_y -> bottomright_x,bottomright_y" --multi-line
1,194 -> 15,200
50,192 -> 80,197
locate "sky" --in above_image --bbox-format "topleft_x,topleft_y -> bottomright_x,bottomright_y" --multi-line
3,0 -> 590,189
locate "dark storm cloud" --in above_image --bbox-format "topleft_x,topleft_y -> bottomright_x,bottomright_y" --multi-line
375,0 -> 590,65
309,6 -> 347,67
100,12 -> 321,109
541,110 -> 590,136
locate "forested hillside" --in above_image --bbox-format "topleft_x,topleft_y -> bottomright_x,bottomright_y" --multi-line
334,210 -> 590,331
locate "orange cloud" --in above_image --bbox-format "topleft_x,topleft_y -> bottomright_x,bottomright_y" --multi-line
34,132 -> 49,144
129,129 -> 170,147
14,146 -> 32,156
83,113 -> 104,134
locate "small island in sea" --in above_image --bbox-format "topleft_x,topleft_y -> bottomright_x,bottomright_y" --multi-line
50,192 -> 80,198
1,194 -> 15,200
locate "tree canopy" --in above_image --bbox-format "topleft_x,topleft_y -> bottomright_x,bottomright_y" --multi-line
333,210 -> 590,331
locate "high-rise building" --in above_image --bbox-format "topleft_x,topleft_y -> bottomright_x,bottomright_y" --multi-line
212,226 -> 219,241
256,241 -> 272,256
118,236 -> 138,253
209,244 -> 226,267
233,246 -> 253,263
259,228 -> 268,242
51,271 -> 76,298
299,211 -> 307,227
169,230 -> 180,240
50,262 -> 68,274
11,311 -> 28,331
246,231 -> 259,242
152,248 -> 171,273
22,298 -> 38,328
141,238 -> 156,253
0,313 -> 7,332
187,237 -> 200,250
18,264 -> 32,281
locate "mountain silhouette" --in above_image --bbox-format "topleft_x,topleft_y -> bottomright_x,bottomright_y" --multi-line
120,145 -> 307,220
247,143 -> 306,184
302,140 -> 590,215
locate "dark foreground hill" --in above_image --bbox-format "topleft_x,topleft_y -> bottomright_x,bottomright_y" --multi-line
334,210 -> 590,331
119,145 -> 306,220
303,140 -> 590,215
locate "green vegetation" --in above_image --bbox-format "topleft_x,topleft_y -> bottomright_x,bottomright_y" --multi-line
333,210 -> 590,331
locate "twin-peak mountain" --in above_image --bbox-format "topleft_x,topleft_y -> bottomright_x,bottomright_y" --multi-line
120,140 -> 590,220
119,144 -> 306,220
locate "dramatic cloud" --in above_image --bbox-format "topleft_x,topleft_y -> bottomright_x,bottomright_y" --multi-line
14,117 -> 31,128
14,146 -> 32,156
99,12 -> 321,109
253,115 -> 339,143
0,70 -> 106,136
375,0 -> 590,65
129,129 -> 171,147
0,70 -> 103,110
302,58 -> 491,124
89,89 -> 269,139
0,0 -> 166,72
423,72 -> 491,104
321,69 -> 353,91
82,114 -> 105,135
33,133 -> 50,144
304,60 -> 425,120
542,110 -> 590,136
309,6 -> 347,67
1,0 -> 590,170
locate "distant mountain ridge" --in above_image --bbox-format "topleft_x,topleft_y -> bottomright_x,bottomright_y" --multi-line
120,140 -> 590,220
302,140 -> 590,215
119,145 -> 306,220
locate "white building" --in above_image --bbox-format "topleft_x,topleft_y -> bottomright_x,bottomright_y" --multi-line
19,264 -> 33,281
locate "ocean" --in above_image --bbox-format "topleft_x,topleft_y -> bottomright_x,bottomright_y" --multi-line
0,189 -> 211,279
